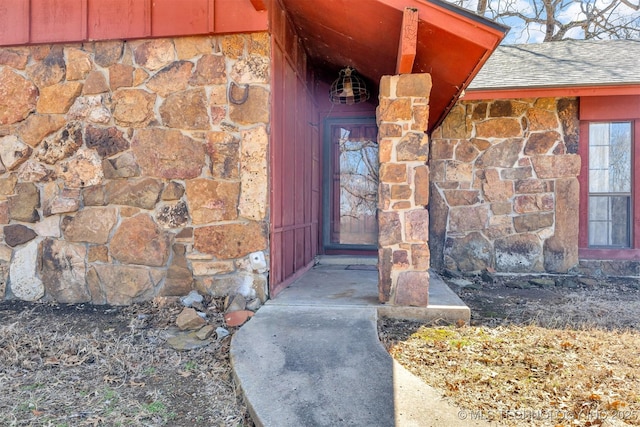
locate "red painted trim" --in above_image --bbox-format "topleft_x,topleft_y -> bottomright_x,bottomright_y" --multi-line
464,85 -> 640,101
21,0 -> 30,44
578,107 -> 640,259
579,248 -> 640,261
250,0 -> 267,11
578,121 -> 590,249
324,249 -> 377,256
580,95 -> 640,121
635,121 -> 640,250
269,0 -> 320,296
377,0 -> 506,49
396,7 -> 418,74
208,0 -> 215,33
270,259 -> 314,297
81,0 -> 88,40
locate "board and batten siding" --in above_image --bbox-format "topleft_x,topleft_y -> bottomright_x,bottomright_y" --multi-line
0,0 -> 267,46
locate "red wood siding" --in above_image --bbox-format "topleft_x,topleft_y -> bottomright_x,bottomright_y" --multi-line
269,0 -> 320,296
152,0 -> 214,36
30,0 -> 87,43
580,95 -> 640,121
0,0 -> 29,44
88,0 -> 150,40
0,0 -> 266,46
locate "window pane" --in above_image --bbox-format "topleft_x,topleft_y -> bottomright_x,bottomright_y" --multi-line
589,145 -> 609,170
589,221 -> 609,246
589,122 -> 631,193
588,195 -> 631,247
588,196 -> 608,221
609,123 -> 631,192
589,123 -> 608,145
611,196 -> 630,247
589,169 -> 608,193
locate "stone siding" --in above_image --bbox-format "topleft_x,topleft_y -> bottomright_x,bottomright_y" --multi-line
377,74 -> 431,306
0,34 -> 271,304
430,98 -> 580,274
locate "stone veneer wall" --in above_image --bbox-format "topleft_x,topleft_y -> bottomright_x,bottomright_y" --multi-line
377,74 -> 431,306
0,34 -> 271,304
429,98 -> 581,274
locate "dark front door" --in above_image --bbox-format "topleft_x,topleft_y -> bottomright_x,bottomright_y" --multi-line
323,118 -> 378,253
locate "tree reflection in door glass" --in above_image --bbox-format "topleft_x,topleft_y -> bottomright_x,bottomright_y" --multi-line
337,127 -> 378,245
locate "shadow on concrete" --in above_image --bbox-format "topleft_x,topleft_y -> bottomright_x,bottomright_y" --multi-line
231,261 -> 489,426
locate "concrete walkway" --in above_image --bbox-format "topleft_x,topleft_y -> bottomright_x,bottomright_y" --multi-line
230,261 -> 490,426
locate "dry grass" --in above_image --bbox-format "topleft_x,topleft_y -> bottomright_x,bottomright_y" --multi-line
0,299 -> 253,427
380,276 -> 640,426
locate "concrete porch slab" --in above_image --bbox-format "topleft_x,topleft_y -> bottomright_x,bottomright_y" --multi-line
271,264 -> 470,324
230,263 -> 486,426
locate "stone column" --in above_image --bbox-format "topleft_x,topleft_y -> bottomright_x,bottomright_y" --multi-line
377,74 -> 431,306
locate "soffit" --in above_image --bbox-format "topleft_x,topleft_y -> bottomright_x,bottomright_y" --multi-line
279,0 -> 508,131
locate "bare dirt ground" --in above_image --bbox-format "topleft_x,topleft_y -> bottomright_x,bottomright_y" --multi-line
0,297 -> 253,427
380,273 -> 640,426
3,273 -> 640,427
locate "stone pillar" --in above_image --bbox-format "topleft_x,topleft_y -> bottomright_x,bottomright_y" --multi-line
377,74 -> 431,306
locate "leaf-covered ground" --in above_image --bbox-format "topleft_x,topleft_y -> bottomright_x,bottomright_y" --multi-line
0,299 -> 253,427
380,275 -> 640,426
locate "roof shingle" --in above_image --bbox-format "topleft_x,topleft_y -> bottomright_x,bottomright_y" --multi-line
468,39 -> 640,90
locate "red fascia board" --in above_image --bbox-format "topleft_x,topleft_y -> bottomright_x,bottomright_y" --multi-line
377,0 -> 507,50
463,84 -> 640,101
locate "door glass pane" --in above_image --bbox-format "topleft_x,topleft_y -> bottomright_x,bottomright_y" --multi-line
331,124 -> 378,246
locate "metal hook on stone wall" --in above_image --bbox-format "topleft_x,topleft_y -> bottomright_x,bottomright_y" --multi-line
229,81 -> 250,105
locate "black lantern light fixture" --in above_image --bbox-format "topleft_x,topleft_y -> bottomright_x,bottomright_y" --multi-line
329,67 -> 370,105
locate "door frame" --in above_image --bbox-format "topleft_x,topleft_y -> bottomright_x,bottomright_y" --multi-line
322,116 -> 378,253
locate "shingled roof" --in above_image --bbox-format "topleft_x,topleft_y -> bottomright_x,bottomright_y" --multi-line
468,39 -> 640,90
